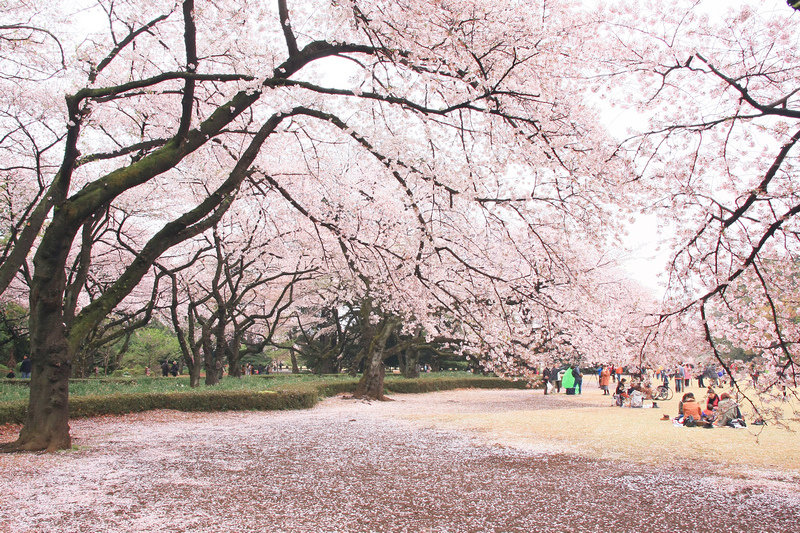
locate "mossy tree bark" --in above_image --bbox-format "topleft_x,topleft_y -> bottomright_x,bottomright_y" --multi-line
400,349 -> 421,379
353,303 -> 401,400
7,252 -> 73,451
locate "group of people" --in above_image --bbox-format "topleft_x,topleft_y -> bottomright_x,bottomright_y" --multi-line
607,372 -> 750,429
241,362 -> 272,376
538,361 -> 772,430
541,364 -> 642,402
637,363 -> 767,390
635,364 -> 720,391
161,360 -> 180,377
542,366 -> 583,395
4,355 -> 32,379
611,377 -> 657,408
674,387 -> 746,428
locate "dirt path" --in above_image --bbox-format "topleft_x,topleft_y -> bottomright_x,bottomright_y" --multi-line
1,389 -> 798,532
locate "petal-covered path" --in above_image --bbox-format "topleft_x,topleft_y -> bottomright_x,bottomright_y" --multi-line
1,389 -> 798,533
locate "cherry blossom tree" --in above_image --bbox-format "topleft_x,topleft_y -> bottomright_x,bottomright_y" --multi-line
591,0 -> 800,424
0,0 -> 635,452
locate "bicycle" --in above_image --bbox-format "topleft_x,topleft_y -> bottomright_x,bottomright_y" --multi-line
652,383 -> 674,401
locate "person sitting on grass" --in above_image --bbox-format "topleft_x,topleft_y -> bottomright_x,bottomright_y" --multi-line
677,392 -> 702,425
629,383 -> 644,408
677,392 -> 691,417
714,393 -> 745,428
614,378 -> 629,406
703,388 -> 719,421
641,380 -> 653,400
706,388 -> 719,411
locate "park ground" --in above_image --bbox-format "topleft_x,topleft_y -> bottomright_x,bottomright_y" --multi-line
0,380 -> 798,532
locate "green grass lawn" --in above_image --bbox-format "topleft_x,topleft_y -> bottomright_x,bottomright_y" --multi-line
0,371 -> 499,403
0,373 -> 363,403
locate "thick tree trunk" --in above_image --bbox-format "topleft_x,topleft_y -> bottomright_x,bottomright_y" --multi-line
353,314 -> 398,400
317,355 -> 337,375
354,348 -> 387,400
3,242 -> 73,452
400,349 -> 421,379
205,350 -> 221,386
290,350 -> 300,374
205,369 -> 220,385
225,340 -> 242,379
187,359 -> 201,388
9,354 -> 72,452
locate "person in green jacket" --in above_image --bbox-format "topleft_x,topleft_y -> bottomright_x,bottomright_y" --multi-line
562,366 -> 575,392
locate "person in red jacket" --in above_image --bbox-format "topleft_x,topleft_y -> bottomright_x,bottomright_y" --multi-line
706,388 -> 719,409
679,392 -> 702,423
599,366 -> 611,395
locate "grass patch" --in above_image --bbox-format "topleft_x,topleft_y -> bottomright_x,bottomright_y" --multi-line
402,385 -> 800,476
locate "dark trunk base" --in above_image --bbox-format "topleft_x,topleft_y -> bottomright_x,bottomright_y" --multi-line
2,362 -> 72,453
205,371 -> 221,386
2,424 -> 71,453
189,366 -> 201,388
353,363 -> 388,401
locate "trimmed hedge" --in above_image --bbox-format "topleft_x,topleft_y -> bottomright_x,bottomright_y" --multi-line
384,376 -> 530,394
0,375 -> 534,425
0,389 -> 321,425
0,402 -> 25,425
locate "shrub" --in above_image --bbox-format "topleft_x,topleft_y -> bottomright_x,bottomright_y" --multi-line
385,376 -> 529,394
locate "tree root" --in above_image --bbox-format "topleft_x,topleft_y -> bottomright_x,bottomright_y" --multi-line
0,434 -> 70,453
343,392 -> 394,402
